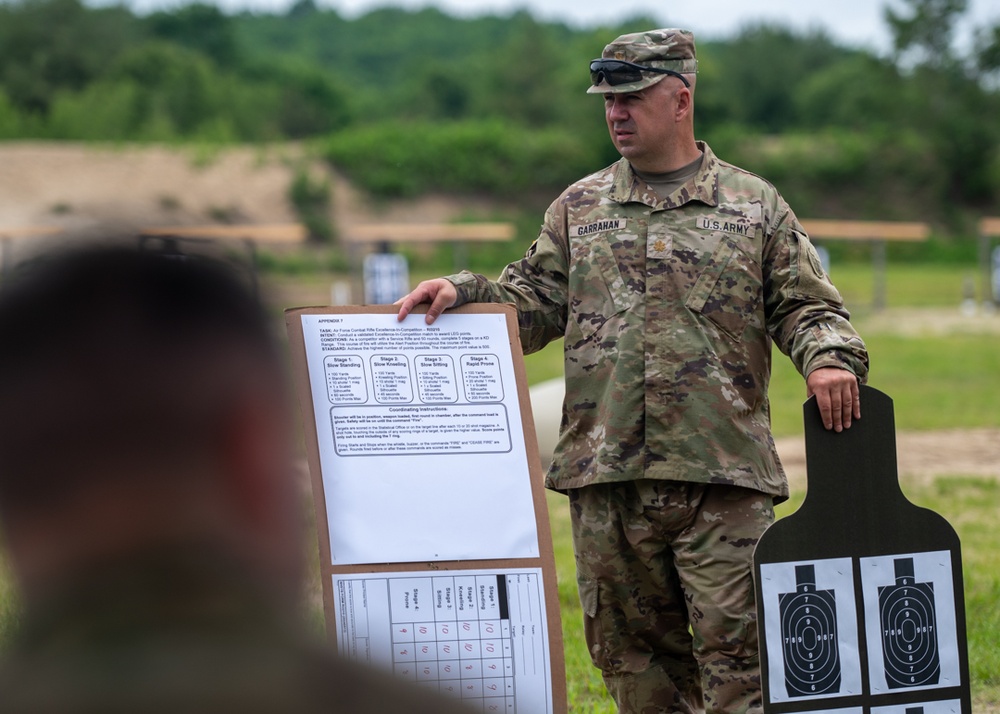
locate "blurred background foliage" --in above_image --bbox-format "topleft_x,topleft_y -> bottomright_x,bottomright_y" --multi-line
0,0 -> 998,230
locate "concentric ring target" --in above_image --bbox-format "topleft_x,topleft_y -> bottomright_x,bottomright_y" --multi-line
779,564 -> 842,697
879,558 -> 940,688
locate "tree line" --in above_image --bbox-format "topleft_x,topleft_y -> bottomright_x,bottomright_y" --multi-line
0,0 -> 998,228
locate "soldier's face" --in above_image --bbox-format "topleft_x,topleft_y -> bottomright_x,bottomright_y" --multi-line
604,79 -> 682,172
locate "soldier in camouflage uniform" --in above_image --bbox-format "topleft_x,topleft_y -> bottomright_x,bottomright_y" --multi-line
397,28 -> 869,714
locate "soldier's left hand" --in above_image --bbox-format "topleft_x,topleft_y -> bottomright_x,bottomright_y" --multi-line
806,367 -> 860,432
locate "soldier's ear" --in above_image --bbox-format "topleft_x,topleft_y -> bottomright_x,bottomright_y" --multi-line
212,385 -> 304,594
217,389 -> 292,531
674,86 -> 693,122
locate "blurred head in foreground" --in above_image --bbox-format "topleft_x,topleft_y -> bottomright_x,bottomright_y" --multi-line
0,245 -> 301,604
0,245 -> 471,713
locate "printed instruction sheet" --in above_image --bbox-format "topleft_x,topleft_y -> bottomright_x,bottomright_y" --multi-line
300,311 -> 540,565
334,568 -> 553,714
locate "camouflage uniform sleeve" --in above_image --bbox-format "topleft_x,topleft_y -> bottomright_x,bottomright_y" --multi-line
763,206 -> 870,382
443,201 -> 570,354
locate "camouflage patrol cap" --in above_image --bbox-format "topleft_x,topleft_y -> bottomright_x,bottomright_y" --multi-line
587,28 -> 698,94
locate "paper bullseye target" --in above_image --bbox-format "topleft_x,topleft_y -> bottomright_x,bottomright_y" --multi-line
779,564 -> 842,697
878,558 -> 940,688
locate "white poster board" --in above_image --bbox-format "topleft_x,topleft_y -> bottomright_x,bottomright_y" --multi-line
298,311 -> 539,565
286,304 -> 566,714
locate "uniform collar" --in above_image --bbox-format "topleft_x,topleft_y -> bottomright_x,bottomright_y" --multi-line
609,140 -> 719,209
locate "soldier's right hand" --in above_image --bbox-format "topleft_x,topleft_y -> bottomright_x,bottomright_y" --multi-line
395,279 -> 458,324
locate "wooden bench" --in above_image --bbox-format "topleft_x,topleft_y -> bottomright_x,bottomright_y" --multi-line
347,223 -> 515,244
978,218 -> 1000,305
141,222 -> 515,251
340,223 -> 517,304
139,224 -> 312,295
800,219 -> 931,310
3,221 -> 516,303
141,222 -> 516,244
346,222 -> 516,274
143,221 -> 517,304
140,224 -> 307,246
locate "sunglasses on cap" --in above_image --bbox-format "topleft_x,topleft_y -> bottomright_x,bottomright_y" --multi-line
589,59 -> 691,89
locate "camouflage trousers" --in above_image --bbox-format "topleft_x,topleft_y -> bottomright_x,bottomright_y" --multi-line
569,480 -> 774,714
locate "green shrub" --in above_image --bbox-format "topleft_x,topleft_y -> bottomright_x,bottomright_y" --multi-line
288,166 -> 334,244
324,119 -> 606,199
0,89 -> 22,138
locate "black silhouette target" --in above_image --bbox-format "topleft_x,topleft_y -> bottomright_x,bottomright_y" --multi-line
778,564 -> 841,697
879,558 -> 941,688
755,387 -> 970,712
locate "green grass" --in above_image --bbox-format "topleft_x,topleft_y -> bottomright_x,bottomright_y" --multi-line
767,332 -> 1000,436
522,339 -> 566,386
926,478 -> 1000,705
827,261 -> 981,309
546,491 -> 616,713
